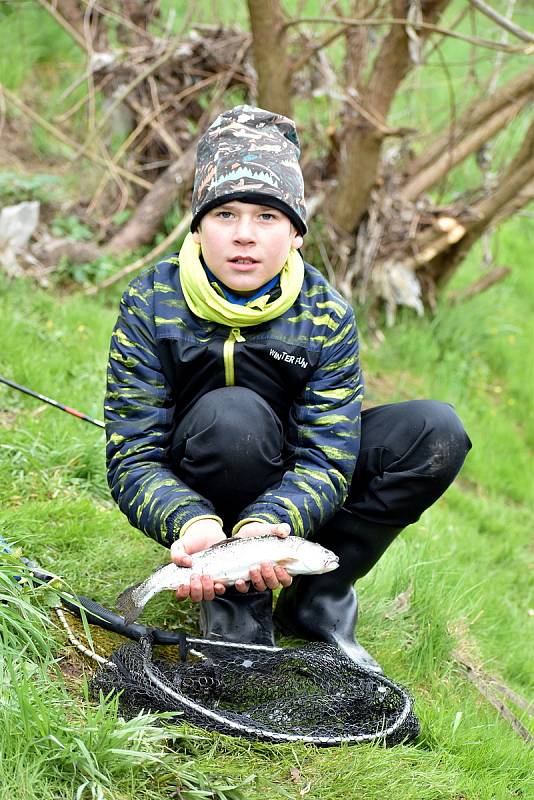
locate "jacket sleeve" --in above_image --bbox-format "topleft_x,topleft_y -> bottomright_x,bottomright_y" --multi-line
105,275 -> 220,545
234,308 -> 362,538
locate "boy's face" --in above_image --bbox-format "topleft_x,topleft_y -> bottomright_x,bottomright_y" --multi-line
192,201 -> 303,296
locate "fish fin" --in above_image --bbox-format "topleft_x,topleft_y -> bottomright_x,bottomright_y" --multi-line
206,539 -> 233,550
116,583 -> 144,625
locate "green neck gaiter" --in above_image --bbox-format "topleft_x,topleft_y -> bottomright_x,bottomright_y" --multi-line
178,233 -> 304,327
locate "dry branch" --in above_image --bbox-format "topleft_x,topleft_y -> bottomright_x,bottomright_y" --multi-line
87,212 -> 192,295
37,0 -> 88,49
494,178 -> 534,226
282,14 -> 533,54
469,0 -> 534,43
104,145 -> 196,255
453,649 -> 533,744
449,266 -> 511,303
291,0 -> 378,77
427,136 -> 534,285
406,65 -> 534,178
89,0 -> 157,43
0,84 -> 152,190
400,94 -> 532,201
77,42 -> 179,158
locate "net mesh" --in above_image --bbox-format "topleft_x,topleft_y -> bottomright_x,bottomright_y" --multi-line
91,636 -> 420,746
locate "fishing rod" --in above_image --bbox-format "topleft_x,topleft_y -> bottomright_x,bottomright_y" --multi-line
1,532 -> 279,657
0,377 -> 278,651
0,375 -> 104,429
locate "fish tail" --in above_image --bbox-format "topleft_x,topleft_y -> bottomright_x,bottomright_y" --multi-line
116,582 -> 145,625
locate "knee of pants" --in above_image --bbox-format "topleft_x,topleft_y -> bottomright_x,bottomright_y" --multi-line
183,386 -> 283,475
218,392 -> 281,470
414,399 -> 472,482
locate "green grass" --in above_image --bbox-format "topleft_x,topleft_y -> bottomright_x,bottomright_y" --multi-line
1,213 -> 533,799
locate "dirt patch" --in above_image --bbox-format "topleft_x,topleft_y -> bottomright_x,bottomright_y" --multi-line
363,370 -> 425,408
0,409 -> 19,429
56,650 -> 90,684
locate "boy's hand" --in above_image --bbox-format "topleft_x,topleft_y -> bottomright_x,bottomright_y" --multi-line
233,521 -> 293,593
234,521 -> 291,540
170,518 -> 227,603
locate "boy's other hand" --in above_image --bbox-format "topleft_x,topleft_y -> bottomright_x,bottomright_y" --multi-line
170,518 -> 227,603
233,521 -> 291,540
233,521 -> 292,593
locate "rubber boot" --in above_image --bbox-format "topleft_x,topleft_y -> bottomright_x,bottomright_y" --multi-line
274,510 -> 403,672
199,586 -> 276,646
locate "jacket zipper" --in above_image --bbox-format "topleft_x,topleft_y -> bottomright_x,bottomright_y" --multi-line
223,328 -> 245,386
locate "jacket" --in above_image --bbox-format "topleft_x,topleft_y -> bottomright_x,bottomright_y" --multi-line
105,256 -> 363,545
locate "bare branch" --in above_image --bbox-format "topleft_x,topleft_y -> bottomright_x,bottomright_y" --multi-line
0,84 -> 152,190
282,15 -> 533,54
423,5 -> 470,60
407,65 -> 534,179
328,0 -> 451,233
86,1 -> 156,43
453,650 -> 533,744
86,212 -> 192,296
493,178 -> 534,226
104,143 -> 197,255
468,0 -> 534,44
426,123 -> 534,285
449,266 -> 511,303
76,42 -> 178,157
400,95 -> 531,201
291,25 -> 348,74
344,92 -> 416,137
37,0 -> 88,49
291,0 -> 380,77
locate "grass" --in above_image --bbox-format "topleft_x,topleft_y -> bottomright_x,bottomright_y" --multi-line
1,2 -> 533,797
1,213 -> 533,799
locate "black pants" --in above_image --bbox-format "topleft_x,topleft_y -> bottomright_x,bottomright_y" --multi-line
170,387 -> 471,533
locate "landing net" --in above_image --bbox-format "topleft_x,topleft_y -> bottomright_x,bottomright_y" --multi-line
90,635 -> 420,746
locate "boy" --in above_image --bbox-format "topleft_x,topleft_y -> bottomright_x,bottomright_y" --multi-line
105,106 -> 470,672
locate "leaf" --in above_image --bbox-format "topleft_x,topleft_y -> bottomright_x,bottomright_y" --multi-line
43,591 -> 61,608
452,710 -> 463,735
385,584 -> 413,619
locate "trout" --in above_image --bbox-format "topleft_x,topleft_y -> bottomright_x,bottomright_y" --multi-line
116,535 -> 338,624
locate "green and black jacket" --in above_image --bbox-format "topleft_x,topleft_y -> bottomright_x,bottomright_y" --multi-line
105,256 -> 363,545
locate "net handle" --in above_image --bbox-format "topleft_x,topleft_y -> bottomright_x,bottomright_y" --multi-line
61,594 -> 189,647
60,594 -> 283,652
21,559 -> 281,653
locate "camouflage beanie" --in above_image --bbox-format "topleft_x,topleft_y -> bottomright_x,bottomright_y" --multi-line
191,105 -> 307,235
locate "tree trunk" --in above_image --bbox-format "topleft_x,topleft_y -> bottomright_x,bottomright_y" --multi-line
247,0 -> 292,116
344,0 -> 374,92
329,0 -> 452,234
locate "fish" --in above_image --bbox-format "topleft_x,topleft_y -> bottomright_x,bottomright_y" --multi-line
116,534 -> 339,624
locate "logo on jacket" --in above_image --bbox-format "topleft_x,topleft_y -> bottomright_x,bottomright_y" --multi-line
269,348 -> 308,369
